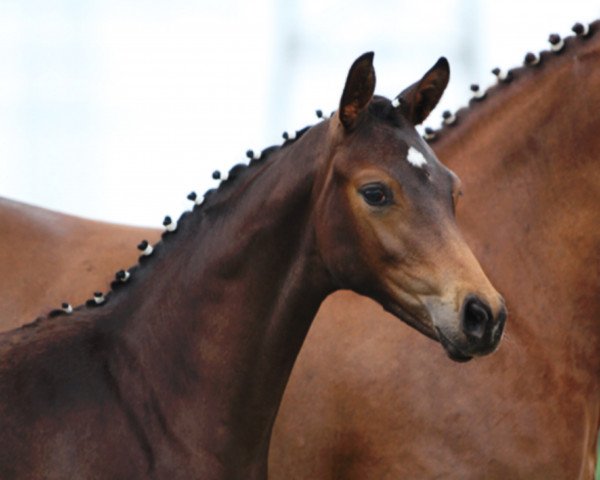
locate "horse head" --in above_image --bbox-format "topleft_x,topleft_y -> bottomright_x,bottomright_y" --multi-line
314,53 -> 507,361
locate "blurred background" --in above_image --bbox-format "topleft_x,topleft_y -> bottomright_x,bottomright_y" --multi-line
1,0 -> 599,226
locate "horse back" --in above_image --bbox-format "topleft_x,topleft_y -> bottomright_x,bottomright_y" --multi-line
0,197 -> 159,331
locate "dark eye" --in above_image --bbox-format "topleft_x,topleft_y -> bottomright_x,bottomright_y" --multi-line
360,184 -> 392,206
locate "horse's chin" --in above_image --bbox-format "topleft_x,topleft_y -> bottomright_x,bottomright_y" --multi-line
443,344 -> 474,363
435,328 -> 474,363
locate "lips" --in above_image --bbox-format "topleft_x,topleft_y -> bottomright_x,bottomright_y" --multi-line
384,300 -> 475,363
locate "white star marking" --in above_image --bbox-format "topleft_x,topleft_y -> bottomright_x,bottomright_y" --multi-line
407,147 -> 427,168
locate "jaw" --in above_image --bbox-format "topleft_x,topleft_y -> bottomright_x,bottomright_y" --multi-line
382,301 -> 438,342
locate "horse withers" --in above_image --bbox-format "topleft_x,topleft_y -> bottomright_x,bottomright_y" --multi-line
0,53 -> 504,479
0,197 -> 160,324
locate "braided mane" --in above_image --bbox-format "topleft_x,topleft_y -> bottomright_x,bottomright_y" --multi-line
45,19 -> 599,321
46,123 -> 316,320
423,20 -> 598,143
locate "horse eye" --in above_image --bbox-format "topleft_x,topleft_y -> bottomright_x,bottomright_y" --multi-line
360,184 -> 391,206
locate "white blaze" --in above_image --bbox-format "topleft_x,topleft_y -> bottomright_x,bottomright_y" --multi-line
407,147 -> 427,168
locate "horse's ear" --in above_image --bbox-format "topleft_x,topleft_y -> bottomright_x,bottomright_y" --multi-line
339,52 -> 376,131
395,57 -> 449,125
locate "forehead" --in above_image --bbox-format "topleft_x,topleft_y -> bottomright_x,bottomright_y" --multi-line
348,98 -> 456,187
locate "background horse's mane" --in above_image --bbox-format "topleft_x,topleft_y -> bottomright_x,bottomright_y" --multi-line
424,20 -> 599,143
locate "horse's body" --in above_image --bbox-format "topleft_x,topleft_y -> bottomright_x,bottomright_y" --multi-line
0,55 -> 505,479
269,24 -> 600,479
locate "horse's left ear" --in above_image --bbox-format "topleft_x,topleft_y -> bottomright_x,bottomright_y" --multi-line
339,52 -> 376,131
395,57 -> 449,125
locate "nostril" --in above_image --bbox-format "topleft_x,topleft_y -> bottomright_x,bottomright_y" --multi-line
462,297 -> 491,340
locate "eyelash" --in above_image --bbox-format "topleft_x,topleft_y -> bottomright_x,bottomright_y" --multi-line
360,184 -> 393,207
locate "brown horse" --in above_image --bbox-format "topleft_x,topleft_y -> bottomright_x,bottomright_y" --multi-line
0,54 -> 505,479
269,22 -> 600,479
3,22 -> 599,479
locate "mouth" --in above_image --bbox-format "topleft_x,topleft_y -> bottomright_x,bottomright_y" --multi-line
435,328 -> 473,363
383,301 -> 438,342
384,300 -> 474,363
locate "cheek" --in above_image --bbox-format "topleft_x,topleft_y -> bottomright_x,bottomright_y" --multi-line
353,204 -> 412,263
357,207 -> 451,290
315,193 -> 379,288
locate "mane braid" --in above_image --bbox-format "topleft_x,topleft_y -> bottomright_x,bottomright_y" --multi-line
42,123 -> 316,325
36,20 -> 600,324
424,19 -> 598,143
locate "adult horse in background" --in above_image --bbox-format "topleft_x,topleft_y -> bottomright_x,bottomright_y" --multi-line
0,197 -> 159,325
269,22 -> 600,479
0,54 -> 506,479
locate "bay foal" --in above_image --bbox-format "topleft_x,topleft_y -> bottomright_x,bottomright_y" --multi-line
0,54 -> 504,479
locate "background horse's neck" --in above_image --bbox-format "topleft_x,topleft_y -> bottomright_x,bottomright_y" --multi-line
94,122 -> 333,477
436,28 -> 600,370
269,27 -> 600,480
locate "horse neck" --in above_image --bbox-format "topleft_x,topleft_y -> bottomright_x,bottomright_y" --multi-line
434,31 -> 600,366
97,123 -> 333,474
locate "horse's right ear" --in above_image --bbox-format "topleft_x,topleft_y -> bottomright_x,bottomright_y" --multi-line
339,52 -> 376,131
